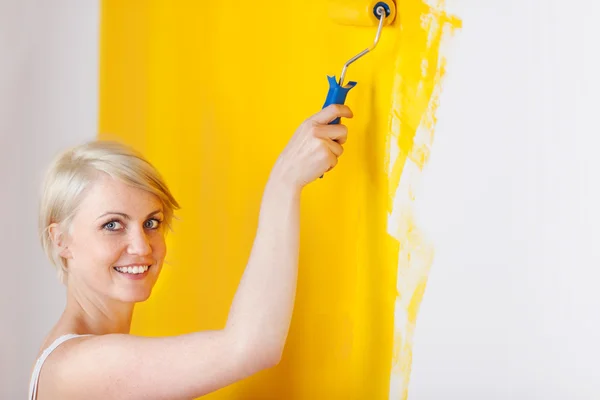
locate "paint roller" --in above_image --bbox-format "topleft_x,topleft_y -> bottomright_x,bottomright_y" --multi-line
322,0 -> 396,121
320,0 -> 396,177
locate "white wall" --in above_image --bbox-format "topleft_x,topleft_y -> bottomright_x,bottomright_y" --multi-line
0,1 -> 98,398
409,0 -> 600,399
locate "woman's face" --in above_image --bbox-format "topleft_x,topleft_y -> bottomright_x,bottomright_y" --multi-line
59,173 -> 167,303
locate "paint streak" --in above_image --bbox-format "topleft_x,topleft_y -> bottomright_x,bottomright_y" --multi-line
99,0 -> 459,398
386,1 -> 461,399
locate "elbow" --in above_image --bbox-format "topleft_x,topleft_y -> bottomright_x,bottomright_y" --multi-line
237,337 -> 284,373
226,325 -> 285,374
259,344 -> 284,369
248,341 -> 283,371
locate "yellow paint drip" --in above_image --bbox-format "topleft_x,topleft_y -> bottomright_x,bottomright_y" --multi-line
99,1 -> 459,398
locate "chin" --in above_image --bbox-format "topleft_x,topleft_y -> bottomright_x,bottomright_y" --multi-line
110,264 -> 161,303
112,279 -> 156,303
116,289 -> 153,304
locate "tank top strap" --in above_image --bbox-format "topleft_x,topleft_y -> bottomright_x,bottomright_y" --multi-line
28,333 -> 92,400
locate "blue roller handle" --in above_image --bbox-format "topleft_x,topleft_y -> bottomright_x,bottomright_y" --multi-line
322,75 -> 357,124
320,75 -> 357,178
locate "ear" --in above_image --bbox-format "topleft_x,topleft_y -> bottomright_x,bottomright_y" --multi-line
48,223 -> 73,259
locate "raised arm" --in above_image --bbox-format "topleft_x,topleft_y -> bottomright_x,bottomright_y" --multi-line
225,103 -> 352,367
47,104 -> 352,400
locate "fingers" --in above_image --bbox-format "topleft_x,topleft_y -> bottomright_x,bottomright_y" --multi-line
313,123 -> 348,144
304,105 -> 352,180
326,151 -> 338,173
322,138 -> 344,157
310,104 -> 353,125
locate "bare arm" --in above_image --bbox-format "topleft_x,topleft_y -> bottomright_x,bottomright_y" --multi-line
225,176 -> 301,368
48,104 -> 353,400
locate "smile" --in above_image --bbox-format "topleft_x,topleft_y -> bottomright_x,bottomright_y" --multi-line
113,265 -> 151,275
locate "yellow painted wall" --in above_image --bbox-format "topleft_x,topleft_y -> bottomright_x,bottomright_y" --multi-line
99,1 -> 460,398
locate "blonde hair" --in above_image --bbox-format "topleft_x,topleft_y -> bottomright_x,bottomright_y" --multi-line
39,140 -> 180,283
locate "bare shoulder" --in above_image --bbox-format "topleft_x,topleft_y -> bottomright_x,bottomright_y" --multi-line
35,333 -> 94,399
35,329 -> 272,400
36,326 -> 88,354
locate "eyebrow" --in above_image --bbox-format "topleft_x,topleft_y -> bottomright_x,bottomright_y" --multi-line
96,209 -> 163,221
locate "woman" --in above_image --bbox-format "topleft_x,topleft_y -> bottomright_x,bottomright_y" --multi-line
28,104 -> 353,399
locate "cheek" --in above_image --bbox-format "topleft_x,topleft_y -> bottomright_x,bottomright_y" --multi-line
104,240 -> 129,263
151,234 -> 167,260
75,234 -> 127,265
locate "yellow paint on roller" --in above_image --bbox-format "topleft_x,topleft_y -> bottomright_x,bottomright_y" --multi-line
328,0 -> 396,26
99,0 -> 459,398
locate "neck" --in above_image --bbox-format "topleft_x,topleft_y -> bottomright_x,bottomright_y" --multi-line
62,282 -> 134,335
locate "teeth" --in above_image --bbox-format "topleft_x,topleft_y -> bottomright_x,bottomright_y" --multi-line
115,265 -> 149,274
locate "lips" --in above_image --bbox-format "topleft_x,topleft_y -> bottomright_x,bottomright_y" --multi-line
113,264 -> 155,282
114,265 -> 150,275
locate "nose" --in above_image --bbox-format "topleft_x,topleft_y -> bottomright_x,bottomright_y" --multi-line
126,227 -> 152,256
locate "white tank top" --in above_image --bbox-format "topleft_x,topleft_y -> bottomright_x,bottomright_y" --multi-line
28,334 -> 91,400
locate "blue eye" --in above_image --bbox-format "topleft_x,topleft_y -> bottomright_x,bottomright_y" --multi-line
103,220 -> 124,231
145,218 -> 162,229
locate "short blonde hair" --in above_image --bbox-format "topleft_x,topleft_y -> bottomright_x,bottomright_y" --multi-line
39,140 -> 180,283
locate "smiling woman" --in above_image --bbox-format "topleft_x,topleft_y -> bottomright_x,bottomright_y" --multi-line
39,140 -> 178,289
29,103 -> 352,400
